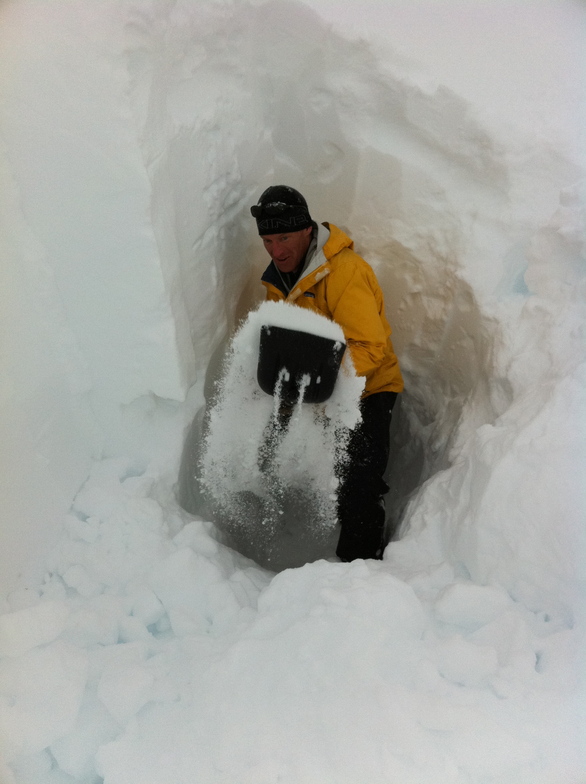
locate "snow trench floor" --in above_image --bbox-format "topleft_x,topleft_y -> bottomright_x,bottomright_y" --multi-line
0,455 -> 583,784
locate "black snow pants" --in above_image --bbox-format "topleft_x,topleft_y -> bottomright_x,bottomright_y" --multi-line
335,391 -> 398,562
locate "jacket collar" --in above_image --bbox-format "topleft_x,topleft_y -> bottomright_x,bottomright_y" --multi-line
260,222 -> 354,295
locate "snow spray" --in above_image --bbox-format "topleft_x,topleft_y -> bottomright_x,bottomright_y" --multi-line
200,302 -> 364,564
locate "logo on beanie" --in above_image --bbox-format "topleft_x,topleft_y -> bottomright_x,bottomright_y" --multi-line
258,214 -> 310,232
251,186 -> 313,234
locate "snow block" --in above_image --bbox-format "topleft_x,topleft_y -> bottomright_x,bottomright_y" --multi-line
97,664 -> 155,725
434,582 -> 512,630
148,548 -> 244,637
0,601 -> 70,657
435,635 -> 499,687
50,697 -> 120,780
0,641 -> 87,760
63,595 -> 125,649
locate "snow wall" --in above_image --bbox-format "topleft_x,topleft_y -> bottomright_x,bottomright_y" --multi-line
1,0 -> 585,617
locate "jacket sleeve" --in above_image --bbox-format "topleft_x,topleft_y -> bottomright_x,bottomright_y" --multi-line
327,259 -> 389,378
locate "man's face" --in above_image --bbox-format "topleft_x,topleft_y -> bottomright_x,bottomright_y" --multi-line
261,227 -> 312,274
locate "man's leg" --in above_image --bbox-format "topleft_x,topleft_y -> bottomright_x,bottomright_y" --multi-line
335,392 -> 397,561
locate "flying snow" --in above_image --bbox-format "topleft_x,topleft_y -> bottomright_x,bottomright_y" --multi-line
200,301 -> 364,569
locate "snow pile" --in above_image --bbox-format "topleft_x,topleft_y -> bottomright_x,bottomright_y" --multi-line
200,301 -> 363,569
1,0 -> 585,782
0,462 -> 582,783
0,458 -> 270,783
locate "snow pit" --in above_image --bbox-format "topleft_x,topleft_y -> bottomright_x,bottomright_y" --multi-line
1,0 -> 585,783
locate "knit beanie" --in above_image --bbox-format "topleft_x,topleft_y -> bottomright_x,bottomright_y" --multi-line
250,185 -> 313,235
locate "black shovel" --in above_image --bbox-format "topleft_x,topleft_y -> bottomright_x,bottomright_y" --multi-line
256,324 -> 346,476
257,325 -> 346,405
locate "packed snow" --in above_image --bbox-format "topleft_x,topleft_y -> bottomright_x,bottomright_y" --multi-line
0,0 -> 585,783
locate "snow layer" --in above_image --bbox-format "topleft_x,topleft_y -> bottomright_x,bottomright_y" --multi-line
1,0 -> 585,782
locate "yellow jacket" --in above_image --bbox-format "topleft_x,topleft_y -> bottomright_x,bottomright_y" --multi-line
261,223 -> 404,398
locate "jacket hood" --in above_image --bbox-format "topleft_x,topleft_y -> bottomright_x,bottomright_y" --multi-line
321,223 -> 354,259
298,222 -> 354,283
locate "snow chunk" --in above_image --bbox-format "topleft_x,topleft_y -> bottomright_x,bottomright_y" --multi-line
0,641 -> 87,760
148,547 -> 246,637
62,564 -> 102,598
434,582 -> 512,630
0,601 -> 70,657
98,664 -> 155,725
254,559 -> 427,642
435,635 -> 499,687
63,595 -> 125,648
128,586 -> 165,628
50,697 -> 120,780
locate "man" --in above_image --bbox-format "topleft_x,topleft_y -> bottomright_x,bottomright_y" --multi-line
251,185 -> 404,561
